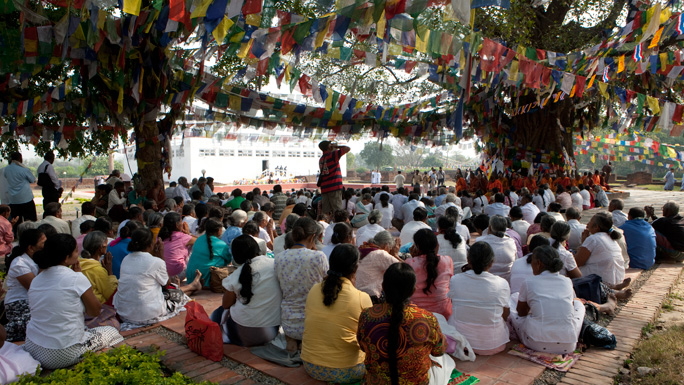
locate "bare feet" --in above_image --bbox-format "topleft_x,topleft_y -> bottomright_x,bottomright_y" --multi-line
180,270 -> 203,295
615,288 -> 633,301
612,278 -> 632,291
595,294 -> 617,316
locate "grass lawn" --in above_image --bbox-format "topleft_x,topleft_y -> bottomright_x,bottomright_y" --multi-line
627,324 -> 684,385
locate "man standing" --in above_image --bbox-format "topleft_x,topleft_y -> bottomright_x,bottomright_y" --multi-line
664,167 -> 675,191
437,167 -> 445,187
317,141 -> 350,216
393,170 -> 405,189
37,151 -> 63,206
4,152 -> 37,225
602,162 -> 612,183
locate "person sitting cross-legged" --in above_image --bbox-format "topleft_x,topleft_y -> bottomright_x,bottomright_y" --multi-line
619,208 -> 656,270
509,245 -> 585,354
301,244 -> 372,383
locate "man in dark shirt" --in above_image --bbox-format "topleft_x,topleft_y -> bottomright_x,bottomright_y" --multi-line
646,202 -> 684,262
318,141 -> 350,216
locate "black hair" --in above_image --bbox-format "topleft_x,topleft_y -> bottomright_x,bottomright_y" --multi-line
526,234 -> 551,263
292,203 -> 307,216
33,234 -> 77,269
195,203 -> 208,219
592,212 -> 622,240
120,220 -> 142,239
37,223 -> 57,238
128,206 -> 143,220
242,221 -> 260,236
510,206 -> 523,219
333,209 -> 349,223
231,235 -> 260,304
204,218 -> 223,260
182,203 -> 195,216
437,216 -> 461,249
494,193 -> 505,203
540,215 -> 556,233
380,193 -> 390,208
79,220 -> 96,234
291,217 -> 321,242
468,241 -> 494,274
412,228 -> 440,295
412,207 -> 428,221
547,202 -> 562,213
159,212 -> 182,241
322,244 -> 359,306
173,196 -> 184,205
473,214 -> 490,232
331,222 -> 353,245
533,211 -> 548,224
127,228 -> 155,252
81,201 -> 96,215
6,228 -> 44,273
550,221 -> 571,249
532,245 -> 564,273
240,200 -> 252,212
628,207 -> 645,218
382,263 -> 416,385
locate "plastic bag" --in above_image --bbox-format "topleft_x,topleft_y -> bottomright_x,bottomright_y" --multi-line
185,301 -> 224,361
432,312 -> 476,362
579,319 -> 617,349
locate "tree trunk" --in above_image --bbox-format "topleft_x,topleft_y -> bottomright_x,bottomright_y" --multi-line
135,119 -> 164,191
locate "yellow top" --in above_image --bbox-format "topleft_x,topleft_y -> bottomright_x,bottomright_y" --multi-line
301,278 -> 372,368
78,257 -> 118,303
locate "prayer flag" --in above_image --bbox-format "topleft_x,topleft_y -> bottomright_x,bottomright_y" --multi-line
633,43 -> 642,62
649,26 -> 664,49
169,0 -> 186,22
677,13 -> 684,35
602,66 -> 609,82
123,0 -> 142,15
617,55 -> 625,73
647,96 -> 660,115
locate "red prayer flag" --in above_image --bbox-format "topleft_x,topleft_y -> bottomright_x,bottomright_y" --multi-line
242,0 -> 261,15
169,0 -> 186,22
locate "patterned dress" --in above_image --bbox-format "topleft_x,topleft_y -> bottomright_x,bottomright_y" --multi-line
357,304 -> 445,385
274,247 -> 328,340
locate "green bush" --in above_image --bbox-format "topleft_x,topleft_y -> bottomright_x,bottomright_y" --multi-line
17,345 -> 212,385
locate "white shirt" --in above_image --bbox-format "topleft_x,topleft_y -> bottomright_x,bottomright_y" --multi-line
543,189 -> 555,207
273,233 -> 287,255
456,224 -> 471,245
175,185 -> 191,203
393,174 -> 405,188
3,162 -> 35,204
223,255 -> 282,327
566,219 -> 586,251
373,191 -> 391,206
484,202 -> 510,218
399,220 -> 431,246
400,200 -> 425,224
547,212 -> 565,223
509,256 -> 534,294
477,234 -> 517,282
377,204 -> 394,229
549,240 -> 579,276
322,221 -> 344,245
321,243 -> 339,259
38,160 -> 62,189
471,196 -> 488,215
114,251 -> 168,323
71,214 -> 97,238
511,220 -> 531,245
517,271 -> 579,343
258,227 -> 272,244
356,223 -> 385,247
520,202 -> 540,225
612,210 -> 628,228
437,234 -> 468,274
39,215 -> 72,235
165,186 -> 178,199
434,202 -> 461,220
570,193 -> 583,211
448,270 -> 510,350
391,194 -> 408,220
580,232 -> 626,286
532,194 -> 547,212
579,190 -> 591,207
183,216 -> 198,235
108,189 -> 127,212
26,265 -> 91,349
355,250 -> 399,298
6,253 -> 39,304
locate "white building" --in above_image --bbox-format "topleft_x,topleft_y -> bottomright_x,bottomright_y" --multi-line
124,126 -> 347,184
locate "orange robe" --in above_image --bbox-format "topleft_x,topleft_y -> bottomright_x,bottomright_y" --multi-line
524,179 -> 537,191
512,178 -> 524,190
487,180 -> 503,192
592,175 -> 601,186
501,178 -> 510,191
456,178 -> 467,192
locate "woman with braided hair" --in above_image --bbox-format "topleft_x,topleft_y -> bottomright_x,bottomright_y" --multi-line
301,244 -> 372,383
357,263 -> 454,385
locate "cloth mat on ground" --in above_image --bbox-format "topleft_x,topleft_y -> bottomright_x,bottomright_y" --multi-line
249,343 -> 302,367
507,343 -> 581,372
340,368 -> 479,385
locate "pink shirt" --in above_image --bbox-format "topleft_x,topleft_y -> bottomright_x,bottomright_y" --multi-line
0,216 -> 13,256
405,254 -> 454,319
76,233 -> 86,253
162,232 -> 193,277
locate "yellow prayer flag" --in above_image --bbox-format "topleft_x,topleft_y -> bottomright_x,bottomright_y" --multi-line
617,55 -> 625,73
377,11 -> 386,39
212,17 -> 234,44
647,96 -> 660,114
587,74 -> 596,89
660,53 -> 668,71
237,40 -> 252,59
649,26 -> 664,49
509,60 -> 519,81
668,146 -> 677,159
245,14 -> 261,26
416,30 -> 430,53
123,0 -> 141,16
570,84 -> 576,97
229,95 -> 241,111
97,10 -> 106,30
598,82 -> 609,98
190,0 -> 213,18
388,43 -> 401,56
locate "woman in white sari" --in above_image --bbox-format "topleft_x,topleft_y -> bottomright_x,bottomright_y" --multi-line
351,194 -> 373,228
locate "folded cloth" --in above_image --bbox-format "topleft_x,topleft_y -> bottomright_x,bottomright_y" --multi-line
507,343 -> 581,372
250,343 -> 302,368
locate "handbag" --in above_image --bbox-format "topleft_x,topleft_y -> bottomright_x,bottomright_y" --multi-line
209,265 -> 236,293
572,274 -> 603,304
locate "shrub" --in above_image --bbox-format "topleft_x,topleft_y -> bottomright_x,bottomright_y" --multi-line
17,345 -> 212,385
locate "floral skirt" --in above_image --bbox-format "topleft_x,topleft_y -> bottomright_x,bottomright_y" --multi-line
23,326 -> 123,369
5,299 -> 30,342
303,361 -> 365,383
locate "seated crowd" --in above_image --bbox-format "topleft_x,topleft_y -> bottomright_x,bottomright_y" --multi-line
0,166 -> 675,385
